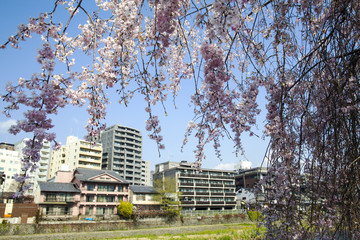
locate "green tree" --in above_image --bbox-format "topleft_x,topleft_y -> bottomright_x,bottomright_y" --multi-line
117,200 -> 133,219
153,177 -> 182,221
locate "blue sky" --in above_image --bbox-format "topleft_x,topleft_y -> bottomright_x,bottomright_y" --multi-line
0,0 -> 269,171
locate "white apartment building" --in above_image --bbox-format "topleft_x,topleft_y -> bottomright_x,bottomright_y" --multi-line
141,160 -> 151,186
48,136 -> 102,179
14,139 -> 51,196
0,143 -> 22,193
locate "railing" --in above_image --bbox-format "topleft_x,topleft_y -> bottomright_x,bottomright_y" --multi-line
225,192 -> 236,196
45,196 -> 75,202
181,209 -> 246,217
210,184 -> 223,187
195,183 -> 209,187
211,192 -> 223,196
181,192 -> 195,195
195,192 -> 209,196
179,182 -> 194,186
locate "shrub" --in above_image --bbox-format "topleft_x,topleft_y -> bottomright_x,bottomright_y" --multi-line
117,200 -> 133,219
247,210 -> 262,222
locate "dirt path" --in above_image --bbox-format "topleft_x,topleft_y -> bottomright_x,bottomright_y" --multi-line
0,223 -> 242,240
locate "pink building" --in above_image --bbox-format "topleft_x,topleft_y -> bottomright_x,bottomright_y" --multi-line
35,168 -> 130,217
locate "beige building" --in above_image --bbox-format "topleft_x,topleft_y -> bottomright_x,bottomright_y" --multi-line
48,136 -> 102,179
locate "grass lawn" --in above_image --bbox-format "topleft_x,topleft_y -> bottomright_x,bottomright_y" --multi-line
101,223 -> 265,240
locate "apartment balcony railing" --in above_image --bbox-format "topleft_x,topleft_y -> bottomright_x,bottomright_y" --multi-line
179,173 -> 208,178
225,201 -> 237,205
181,201 -> 195,205
225,192 -> 236,196
212,201 -> 225,205
210,175 -> 234,179
195,192 -> 209,196
211,192 -> 223,196
179,182 -> 194,186
195,183 -> 209,187
45,197 -> 76,202
210,184 -> 223,187
196,201 -> 210,205
181,192 -> 195,195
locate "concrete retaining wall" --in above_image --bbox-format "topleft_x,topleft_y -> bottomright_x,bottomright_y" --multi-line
0,214 -> 248,236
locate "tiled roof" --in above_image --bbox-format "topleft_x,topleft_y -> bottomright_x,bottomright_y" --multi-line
39,182 -> 80,193
74,168 -> 128,183
130,185 -> 157,194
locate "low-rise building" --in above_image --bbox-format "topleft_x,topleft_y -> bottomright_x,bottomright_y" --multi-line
129,185 -> 161,212
153,161 -> 237,211
35,168 -> 130,218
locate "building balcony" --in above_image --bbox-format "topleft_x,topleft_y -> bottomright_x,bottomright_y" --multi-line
181,201 -> 195,205
211,201 -> 225,205
210,175 -> 234,179
225,201 -> 237,205
195,183 -> 209,187
179,173 -> 208,178
179,182 -> 194,187
195,192 -> 209,196
211,192 -> 223,196
44,197 -> 78,203
210,184 -> 223,188
196,201 -> 210,205
225,192 -> 236,196
181,192 -> 195,195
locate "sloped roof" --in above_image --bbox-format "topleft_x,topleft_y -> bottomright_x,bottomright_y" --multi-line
74,168 -> 128,183
39,182 -> 80,193
130,185 -> 158,194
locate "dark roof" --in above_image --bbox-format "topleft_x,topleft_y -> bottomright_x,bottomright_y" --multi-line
39,182 -> 80,193
130,185 -> 158,194
74,168 -> 128,184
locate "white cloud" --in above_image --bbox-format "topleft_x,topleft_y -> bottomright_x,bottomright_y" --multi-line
214,163 -> 236,170
0,119 -> 17,133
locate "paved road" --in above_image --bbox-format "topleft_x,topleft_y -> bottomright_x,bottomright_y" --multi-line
0,223 -> 240,240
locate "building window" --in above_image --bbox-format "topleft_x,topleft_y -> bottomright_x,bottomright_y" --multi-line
86,195 -> 95,202
87,184 -> 95,191
85,207 -> 93,215
136,194 -> 146,201
97,185 -> 115,192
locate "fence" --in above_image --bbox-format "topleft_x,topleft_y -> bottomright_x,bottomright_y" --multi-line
181,209 -> 246,217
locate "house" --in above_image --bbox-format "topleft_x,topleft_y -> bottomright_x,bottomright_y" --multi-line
129,185 -> 161,212
35,167 -> 130,218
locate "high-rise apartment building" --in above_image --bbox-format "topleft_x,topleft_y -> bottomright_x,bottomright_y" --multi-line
48,136 -> 102,179
100,124 -> 149,185
14,139 -> 51,196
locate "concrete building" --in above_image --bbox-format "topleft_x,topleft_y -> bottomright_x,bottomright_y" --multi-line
141,160 -> 151,186
235,167 -> 268,206
48,136 -> 102,179
153,161 -> 237,211
0,143 -> 22,193
14,139 -> 51,196
100,124 -> 149,185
